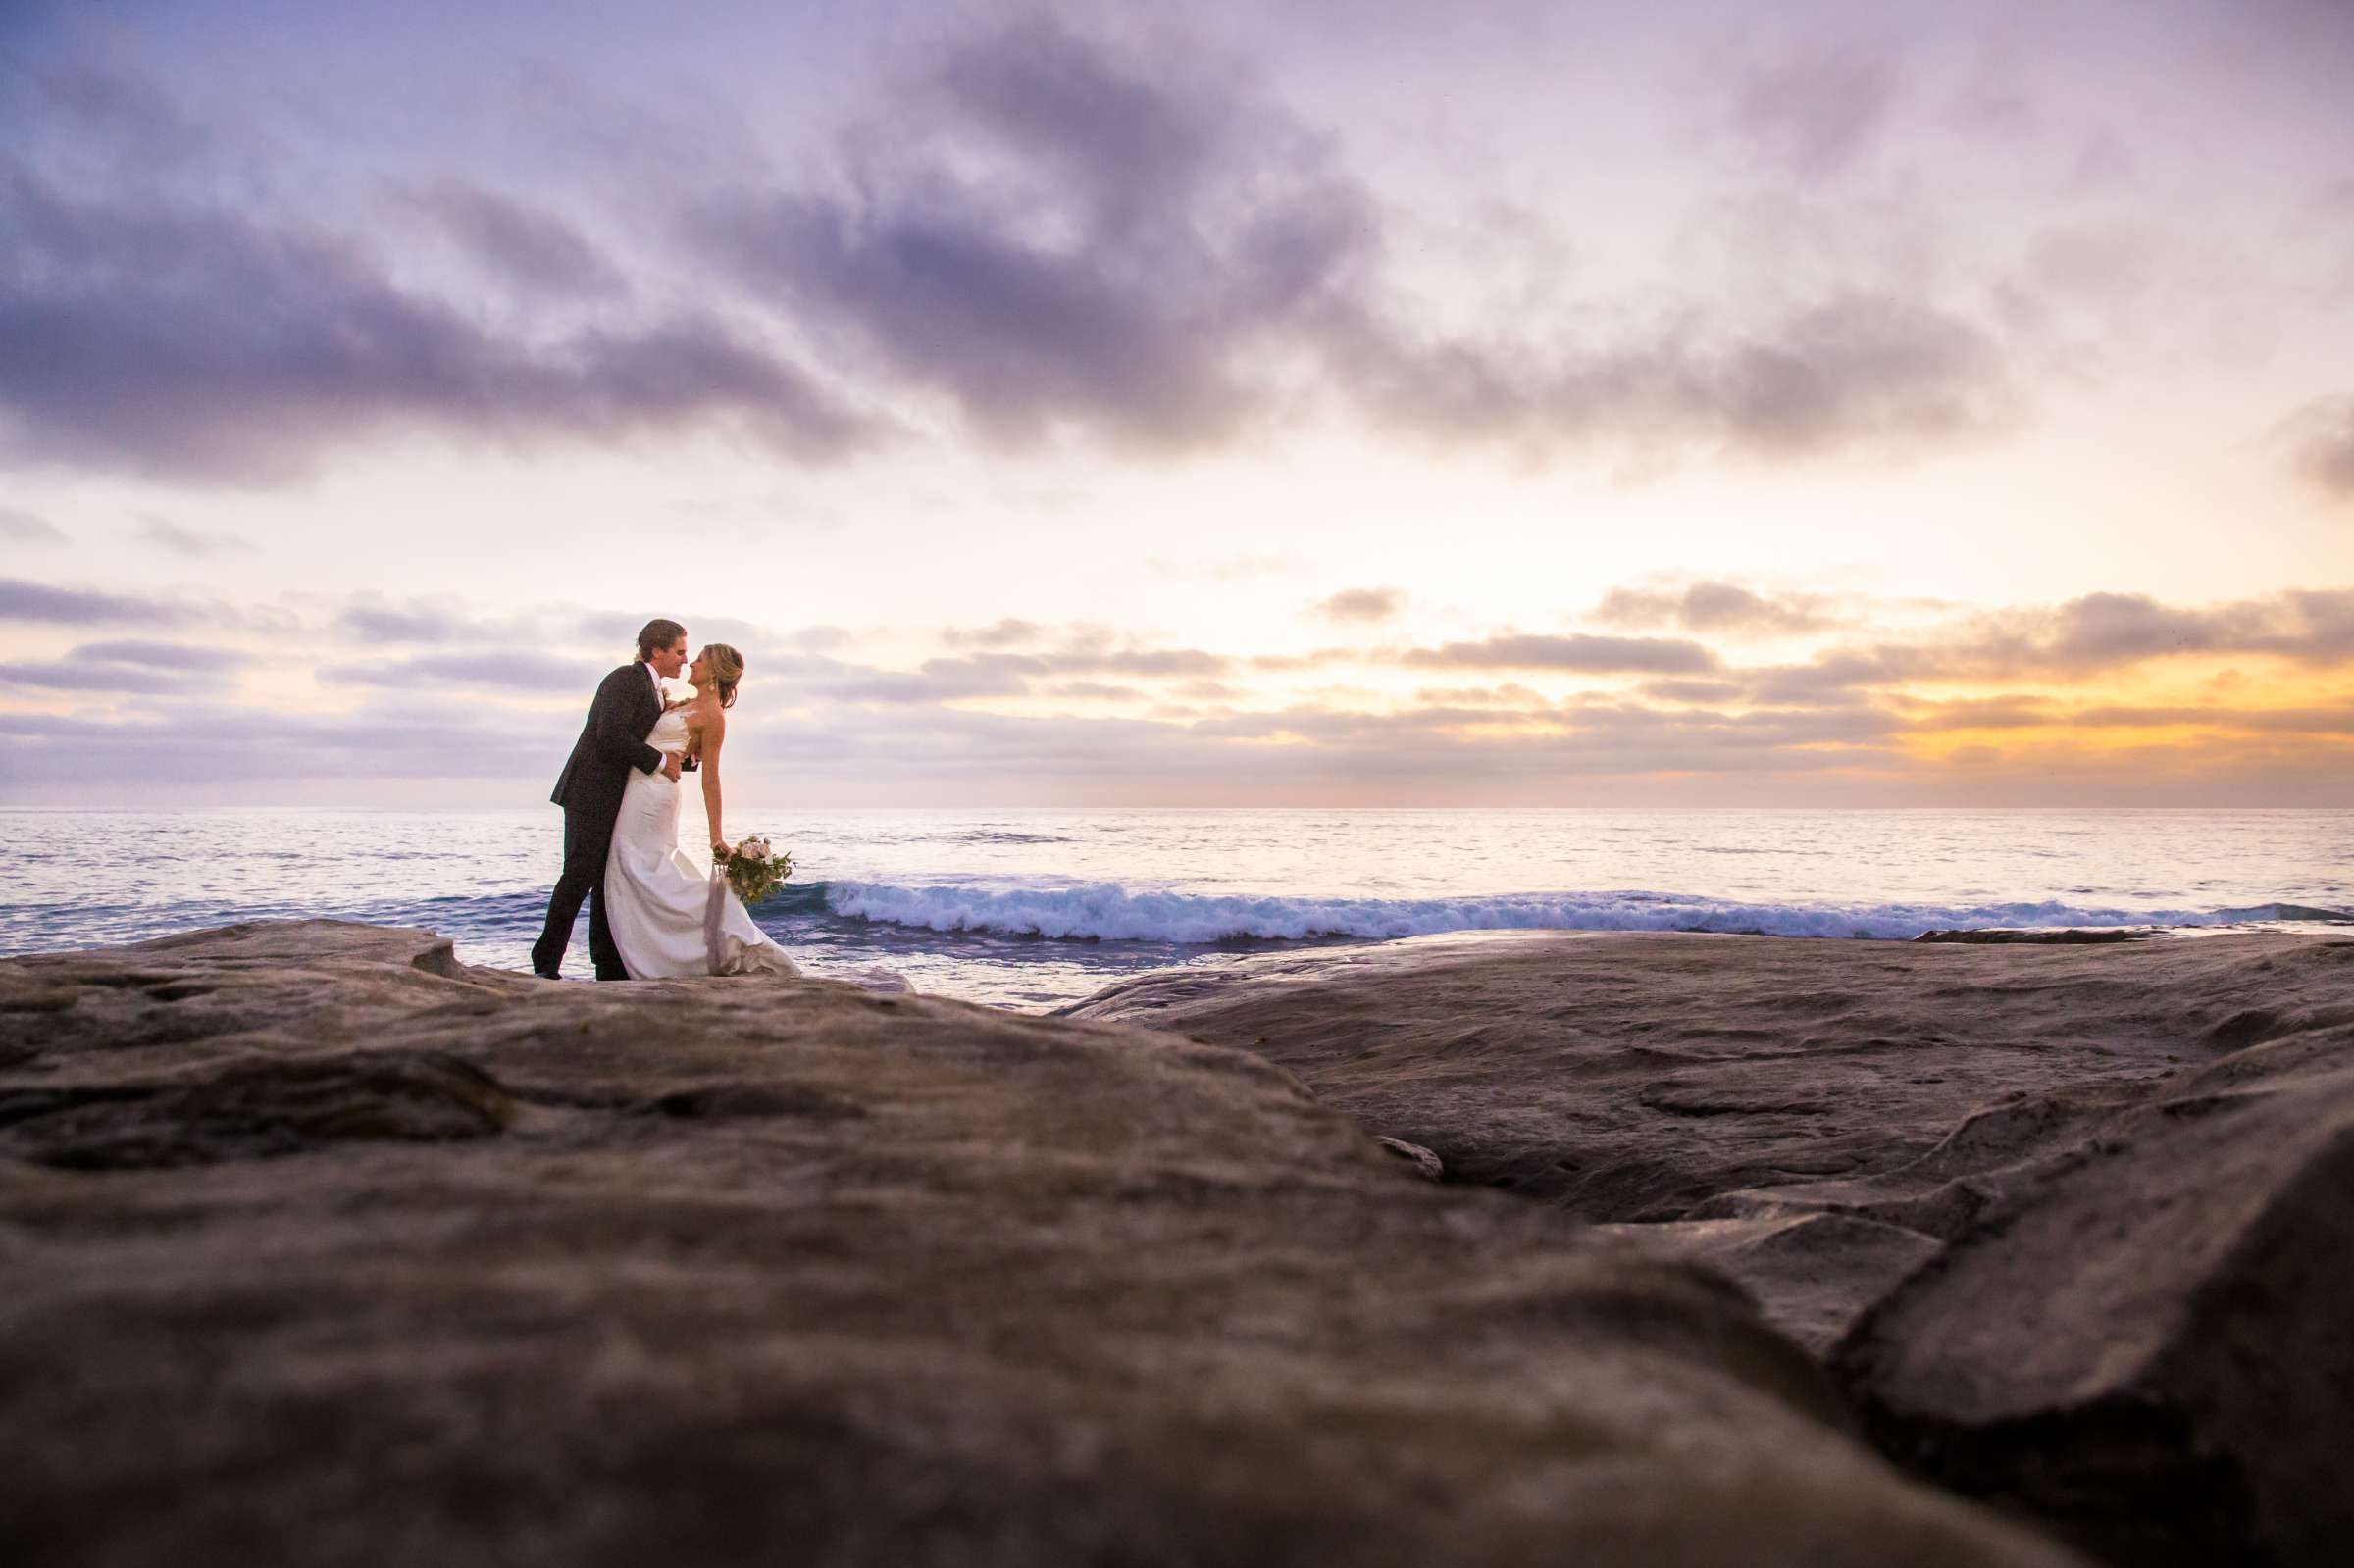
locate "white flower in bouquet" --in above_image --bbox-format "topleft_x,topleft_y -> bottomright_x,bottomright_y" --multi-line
718,835 -> 793,903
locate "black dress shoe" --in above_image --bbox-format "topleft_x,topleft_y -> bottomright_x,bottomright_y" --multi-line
533,968 -> 562,980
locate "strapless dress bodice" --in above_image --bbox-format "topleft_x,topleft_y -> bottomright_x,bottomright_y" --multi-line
646,705 -> 691,753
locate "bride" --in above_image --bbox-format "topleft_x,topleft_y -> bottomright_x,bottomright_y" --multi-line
602,642 -> 799,979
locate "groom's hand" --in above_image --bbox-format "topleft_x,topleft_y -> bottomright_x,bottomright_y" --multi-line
661,751 -> 684,782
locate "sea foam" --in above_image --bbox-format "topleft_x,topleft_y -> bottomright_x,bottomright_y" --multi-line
817,881 -> 2315,944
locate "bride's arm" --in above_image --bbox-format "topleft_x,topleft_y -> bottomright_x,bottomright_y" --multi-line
699,708 -> 729,856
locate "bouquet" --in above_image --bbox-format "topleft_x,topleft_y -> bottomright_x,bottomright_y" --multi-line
717,835 -> 793,903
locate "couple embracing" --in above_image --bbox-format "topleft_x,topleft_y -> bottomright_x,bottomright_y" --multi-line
530,618 -> 795,982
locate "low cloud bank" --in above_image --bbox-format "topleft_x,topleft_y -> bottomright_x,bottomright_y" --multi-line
3,577 -> 2349,805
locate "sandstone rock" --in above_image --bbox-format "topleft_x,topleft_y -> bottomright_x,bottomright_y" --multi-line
0,922 -> 2078,1568
1065,932 -> 2350,1224
1910,929 -> 2154,944
1070,930 -> 2354,1565
1595,1212 -> 1942,1357
1832,1026 -> 2354,1567
0,1050 -> 512,1168
1375,1135 -> 1445,1180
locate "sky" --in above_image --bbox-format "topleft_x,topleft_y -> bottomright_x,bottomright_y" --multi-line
3,0 -> 2352,807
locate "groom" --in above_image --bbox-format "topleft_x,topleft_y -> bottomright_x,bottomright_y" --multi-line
532,618 -> 689,980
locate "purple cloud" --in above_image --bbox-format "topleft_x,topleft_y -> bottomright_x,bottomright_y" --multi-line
904,645 -> 1235,699
339,601 -> 493,645
0,577 -> 192,626
1401,632 -> 1721,675
136,517 -> 252,557
1736,588 -> 2354,701
1595,582 -> 1841,636
2293,398 -> 2354,499
1313,586 -> 1406,623
71,638 -> 246,671
943,619 -> 1049,649
321,651 -> 606,693
394,179 -> 626,298
1320,288 -> 2012,460
0,171 -> 876,481
0,24 -> 2030,481
692,17 -> 1375,452
0,506 -> 64,543
2,636 -> 248,696
1,660 -> 207,696
1726,43 -> 1902,181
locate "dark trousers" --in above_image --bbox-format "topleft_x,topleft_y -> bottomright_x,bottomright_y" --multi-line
533,808 -> 626,980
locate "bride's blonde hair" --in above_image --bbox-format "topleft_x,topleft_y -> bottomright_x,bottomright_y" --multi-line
702,643 -> 744,709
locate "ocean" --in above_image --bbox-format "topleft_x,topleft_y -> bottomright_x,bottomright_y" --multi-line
3,807 -> 2348,1009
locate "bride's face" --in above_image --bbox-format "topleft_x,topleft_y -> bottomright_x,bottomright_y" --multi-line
688,649 -> 710,685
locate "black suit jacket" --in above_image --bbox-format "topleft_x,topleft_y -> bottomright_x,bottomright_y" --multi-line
550,663 -> 664,821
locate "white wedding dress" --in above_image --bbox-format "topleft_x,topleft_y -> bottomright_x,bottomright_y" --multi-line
603,706 -> 799,980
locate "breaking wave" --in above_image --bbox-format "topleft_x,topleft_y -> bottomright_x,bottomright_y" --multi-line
818,881 -> 2349,945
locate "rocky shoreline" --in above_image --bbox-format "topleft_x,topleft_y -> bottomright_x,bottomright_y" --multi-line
1070,929 -> 2354,1565
4,922 -> 2347,1564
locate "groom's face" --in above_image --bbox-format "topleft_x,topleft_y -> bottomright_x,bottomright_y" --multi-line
651,634 -> 690,680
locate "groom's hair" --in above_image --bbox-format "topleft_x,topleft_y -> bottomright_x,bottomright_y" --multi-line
634,619 -> 687,663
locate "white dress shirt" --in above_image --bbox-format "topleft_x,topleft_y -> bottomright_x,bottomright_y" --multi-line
646,663 -> 677,775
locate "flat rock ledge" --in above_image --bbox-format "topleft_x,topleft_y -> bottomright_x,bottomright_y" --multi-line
0,922 -> 2078,1568
1069,929 -> 2354,1567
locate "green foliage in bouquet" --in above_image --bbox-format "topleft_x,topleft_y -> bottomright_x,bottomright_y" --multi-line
721,835 -> 794,904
